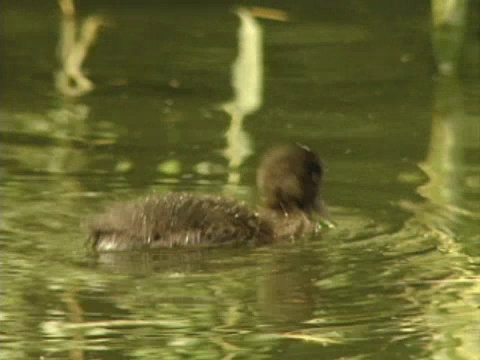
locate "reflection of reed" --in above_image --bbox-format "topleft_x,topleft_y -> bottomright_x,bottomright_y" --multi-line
431,0 -> 467,75
221,8 -> 263,184
64,290 -> 85,360
46,103 -> 90,174
223,112 -> 252,184
224,7 -> 264,116
418,77 -> 464,208
398,77 -> 478,255
416,77 -> 480,221
431,0 -> 465,27
220,7 -> 290,184
410,76 -> 480,359
55,0 -> 106,97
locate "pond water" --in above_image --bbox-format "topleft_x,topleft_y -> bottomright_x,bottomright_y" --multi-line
1,1 -> 479,359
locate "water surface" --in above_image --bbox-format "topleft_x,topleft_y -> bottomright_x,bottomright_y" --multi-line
1,1 -> 479,359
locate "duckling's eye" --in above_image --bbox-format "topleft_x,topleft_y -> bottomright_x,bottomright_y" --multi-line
309,162 -> 321,175
307,161 -> 322,184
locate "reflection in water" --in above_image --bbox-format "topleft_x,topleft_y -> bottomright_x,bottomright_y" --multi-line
224,8 -> 264,116
431,0 -> 480,77
405,75 -> 480,359
2,100 -> 91,177
431,0 -> 466,75
55,0 -> 105,97
223,113 -> 252,184
427,76 -> 480,360
45,102 -> 90,174
414,76 -> 480,228
431,0 -> 466,29
419,77 -> 462,218
221,8 -> 263,184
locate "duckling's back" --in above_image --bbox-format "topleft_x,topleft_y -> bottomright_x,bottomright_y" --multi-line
88,192 -> 273,251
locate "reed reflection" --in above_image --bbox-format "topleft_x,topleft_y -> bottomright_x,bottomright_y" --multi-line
424,75 -> 480,360
220,7 -> 263,184
413,77 -> 480,233
55,0 -> 106,97
431,0 -> 466,76
400,74 -> 480,359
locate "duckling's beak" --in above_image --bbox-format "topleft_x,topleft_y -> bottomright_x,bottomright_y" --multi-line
314,196 -> 336,228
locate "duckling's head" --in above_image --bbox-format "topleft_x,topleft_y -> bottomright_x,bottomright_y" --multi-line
257,144 -> 324,214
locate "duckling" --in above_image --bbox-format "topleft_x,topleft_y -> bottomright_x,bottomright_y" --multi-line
88,144 -> 325,251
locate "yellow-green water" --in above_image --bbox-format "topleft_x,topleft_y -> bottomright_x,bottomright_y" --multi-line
1,1 -> 479,359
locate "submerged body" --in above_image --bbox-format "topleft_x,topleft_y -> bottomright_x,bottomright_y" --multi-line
88,144 -> 324,251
